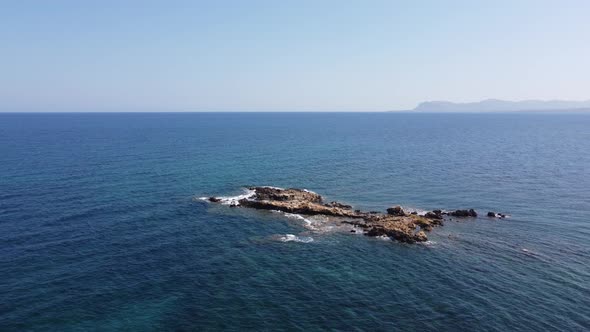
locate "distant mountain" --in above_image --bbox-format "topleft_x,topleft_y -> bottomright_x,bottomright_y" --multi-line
413,99 -> 590,112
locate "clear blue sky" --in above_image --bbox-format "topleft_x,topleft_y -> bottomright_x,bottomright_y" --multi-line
2,0 -> 589,111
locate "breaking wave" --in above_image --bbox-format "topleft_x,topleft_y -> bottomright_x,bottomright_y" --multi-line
277,234 -> 314,243
199,188 -> 256,206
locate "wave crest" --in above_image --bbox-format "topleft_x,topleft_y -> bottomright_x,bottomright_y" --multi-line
199,188 -> 256,206
277,234 -> 314,243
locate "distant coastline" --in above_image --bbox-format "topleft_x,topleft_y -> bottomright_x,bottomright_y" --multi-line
398,99 -> 590,113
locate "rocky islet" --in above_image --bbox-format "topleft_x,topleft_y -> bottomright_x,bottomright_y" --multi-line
207,187 -> 503,243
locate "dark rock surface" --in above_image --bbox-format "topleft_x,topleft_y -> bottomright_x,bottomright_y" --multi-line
425,210 -> 443,220
327,201 -> 353,209
449,209 -> 478,217
387,206 -> 406,216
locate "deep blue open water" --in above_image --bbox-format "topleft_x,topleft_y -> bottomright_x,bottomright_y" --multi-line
1,112 -> 589,331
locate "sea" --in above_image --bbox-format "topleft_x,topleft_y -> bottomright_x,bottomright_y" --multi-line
1,112 -> 589,331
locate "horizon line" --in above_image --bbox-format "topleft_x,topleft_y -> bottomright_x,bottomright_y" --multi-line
2,109 -> 590,114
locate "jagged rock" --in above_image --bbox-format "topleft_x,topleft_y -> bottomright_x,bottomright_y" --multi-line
449,209 -> 478,217
487,212 -> 496,217
327,201 -> 353,209
420,224 -> 433,231
449,210 -> 468,217
366,227 -> 386,237
418,213 -> 443,227
239,198 -> 361,218
414,216 -> 434,231
410,211 -> 418,215
425,210 -> 443,220
415,231 -> 428,242
387,206 -> 405,216
250,187 -> 323,203
387,227 -> 421,243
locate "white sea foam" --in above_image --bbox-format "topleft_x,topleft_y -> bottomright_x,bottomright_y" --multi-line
410,207 -> 430,216
286,212 -> 327,231
391,205 -> 429,216
284,212 -> 312,225
399,206 -> 449,216
199,188 -> 256,206
278,234 -> 314,243
349,226 -> 366,235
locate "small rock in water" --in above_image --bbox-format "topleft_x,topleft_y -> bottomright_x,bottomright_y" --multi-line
208,197 -> 221,202
387,206 -> 406,216
487,211 -> 496,217
449,209 -> 478,217
425,210 -> 443,220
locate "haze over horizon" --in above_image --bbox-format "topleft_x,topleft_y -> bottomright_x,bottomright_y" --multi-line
2,0 -> 589,112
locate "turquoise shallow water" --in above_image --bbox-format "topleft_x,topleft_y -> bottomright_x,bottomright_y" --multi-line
1,112 -> 589,331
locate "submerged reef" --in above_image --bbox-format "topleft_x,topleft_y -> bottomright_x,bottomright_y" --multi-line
207,187 -> 492,243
